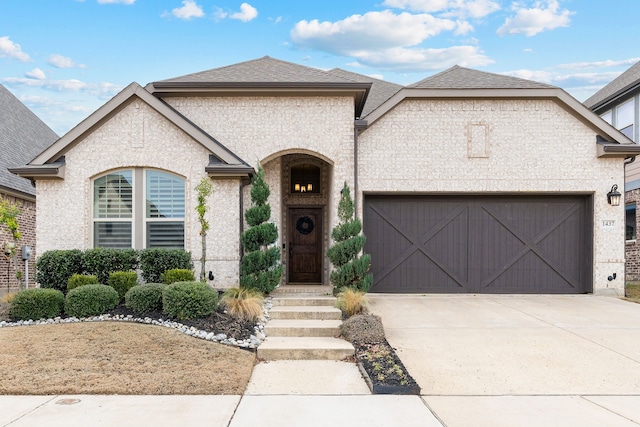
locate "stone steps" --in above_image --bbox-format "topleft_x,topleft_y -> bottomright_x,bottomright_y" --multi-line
265,319 -> 342,337
257,293 -> 354,361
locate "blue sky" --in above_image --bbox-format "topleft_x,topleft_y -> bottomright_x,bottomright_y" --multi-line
1,0 -> 638,135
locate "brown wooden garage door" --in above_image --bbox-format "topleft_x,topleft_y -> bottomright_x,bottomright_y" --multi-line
363,195 -> 592,294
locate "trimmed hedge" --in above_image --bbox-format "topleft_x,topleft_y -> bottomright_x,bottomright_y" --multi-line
67,274 -> 99,292
139,249 -> 193,283
125,283 -> 166,314
65,284 -> 119,318
162,281 -> 217,320
36,249 -> 84,293
9,288 -> 65,321
108,271 -> 138,301
163,268 -> 195,285
83,248 -> 139,285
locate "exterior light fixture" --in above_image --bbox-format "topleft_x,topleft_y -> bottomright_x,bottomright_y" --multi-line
607,184 -> 621,206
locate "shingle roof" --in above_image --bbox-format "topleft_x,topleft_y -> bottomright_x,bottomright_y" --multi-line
157,56 -> 358,84
584,61 -> 640,110
409,65 -> 556,90
0,84 -> 58,197
326,68 -> 403,118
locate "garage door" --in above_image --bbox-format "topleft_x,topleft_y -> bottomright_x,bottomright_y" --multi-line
363,195 -> 592,294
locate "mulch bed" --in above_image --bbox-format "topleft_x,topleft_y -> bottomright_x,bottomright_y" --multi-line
107,304 -> 257,342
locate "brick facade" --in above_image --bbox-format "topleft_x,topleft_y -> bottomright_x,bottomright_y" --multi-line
0,194 -> 36,292
358,99 -> 626,296
625,188 -> 640,281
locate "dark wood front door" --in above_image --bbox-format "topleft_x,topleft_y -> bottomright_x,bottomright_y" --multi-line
288,207 -> 322,283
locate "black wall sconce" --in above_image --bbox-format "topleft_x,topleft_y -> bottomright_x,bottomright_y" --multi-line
208,271 -> 214,281
607,184 -> 621,206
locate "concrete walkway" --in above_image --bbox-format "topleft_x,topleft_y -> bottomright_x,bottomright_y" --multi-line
3,295 -> 640,426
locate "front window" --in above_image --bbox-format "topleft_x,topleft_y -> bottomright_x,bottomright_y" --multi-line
617,99 -> 635,141
627,203 -> 637,241
290,164 -> 321,194
93,169 -> 185,249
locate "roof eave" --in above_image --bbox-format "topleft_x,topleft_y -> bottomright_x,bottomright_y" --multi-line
597,143 -> 640,158
0,185 -> 36,202
205,164 -> 255,178
8,162 -> 66,180
146,82 -> 371,118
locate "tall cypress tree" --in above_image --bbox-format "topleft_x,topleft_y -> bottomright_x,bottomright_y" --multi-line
327,182 -> 372,293
240,165 -> 283,293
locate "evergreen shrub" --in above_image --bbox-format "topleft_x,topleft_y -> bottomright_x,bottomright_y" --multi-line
162,281 -> 217,320
9,288 -> 65,321
65,284 -> 119,318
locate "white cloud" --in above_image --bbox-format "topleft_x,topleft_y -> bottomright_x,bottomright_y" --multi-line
2,76 -> 122,98
383,0 -> 501,18
290,10 -> 493,72
25,68 -> 46,80
170,0 -> 204,20
97,0 -> 135,4
0,36 -> 31,62
48,54 -> 86,69
230,3 -> 258,22
351,45 -> 493,71
454,20 -> 474,35
556,58 -> 640,70
497,0 -> 574,37
292,11 -> 456,53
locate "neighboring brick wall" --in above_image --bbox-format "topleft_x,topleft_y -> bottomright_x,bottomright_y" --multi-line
358,98 -> 626,295
0,194 -> 36,292
625,188 -> 640,281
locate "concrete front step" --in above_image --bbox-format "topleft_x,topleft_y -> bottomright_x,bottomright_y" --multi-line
257,337 -> 355,360
265,319 -> 342,337
272,296 -> 337,307
269,306 -> 342,320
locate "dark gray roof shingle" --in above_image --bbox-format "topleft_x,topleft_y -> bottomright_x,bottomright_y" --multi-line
584,60 -> 640,110
158,56 -> 357,84
0,84 -> 58,197
326,68 -> 403,118
409,65 -> 556,89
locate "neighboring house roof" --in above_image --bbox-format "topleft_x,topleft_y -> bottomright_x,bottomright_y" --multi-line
584,60 -> 640,111
327,68 -> 403,118
11,82 -> 254,180
0,84 -> 58,199
409,65 -> 555,89
147,56 -> 372,118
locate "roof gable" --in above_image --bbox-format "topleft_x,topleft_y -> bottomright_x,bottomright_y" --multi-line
584,60 -> 640,110
18,83 -> 252,179
158,56 -> 357,84
409,65 -> 555,90
327,68 -> 403,118
0,84 -> 58,197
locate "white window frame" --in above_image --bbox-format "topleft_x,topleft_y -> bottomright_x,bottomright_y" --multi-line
92,168 -> 185,250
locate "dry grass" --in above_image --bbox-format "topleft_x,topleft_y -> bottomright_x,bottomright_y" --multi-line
336,287 -> 368,317
220,288 -> 264,321
0,322 -> 255,395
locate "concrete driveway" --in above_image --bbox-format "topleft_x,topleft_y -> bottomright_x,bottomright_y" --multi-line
368,294 -> 640,427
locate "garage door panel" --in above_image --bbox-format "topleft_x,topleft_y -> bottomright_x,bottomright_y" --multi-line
480,252 -> 579,293
364,195 -> 591,294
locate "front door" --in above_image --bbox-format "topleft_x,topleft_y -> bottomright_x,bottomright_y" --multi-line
288,207 -> 322,283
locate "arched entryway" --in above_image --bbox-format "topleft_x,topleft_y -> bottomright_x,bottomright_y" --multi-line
281,154 -> 332,285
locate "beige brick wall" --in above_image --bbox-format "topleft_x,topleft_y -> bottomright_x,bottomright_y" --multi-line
358,99 -> 626,295
0,194 -> 36,291
35,101 -> 242,288
165,96 -> 355,233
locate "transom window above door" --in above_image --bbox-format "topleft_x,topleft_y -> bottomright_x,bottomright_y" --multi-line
290,164 -> 320,194
93,168 -> 185,249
